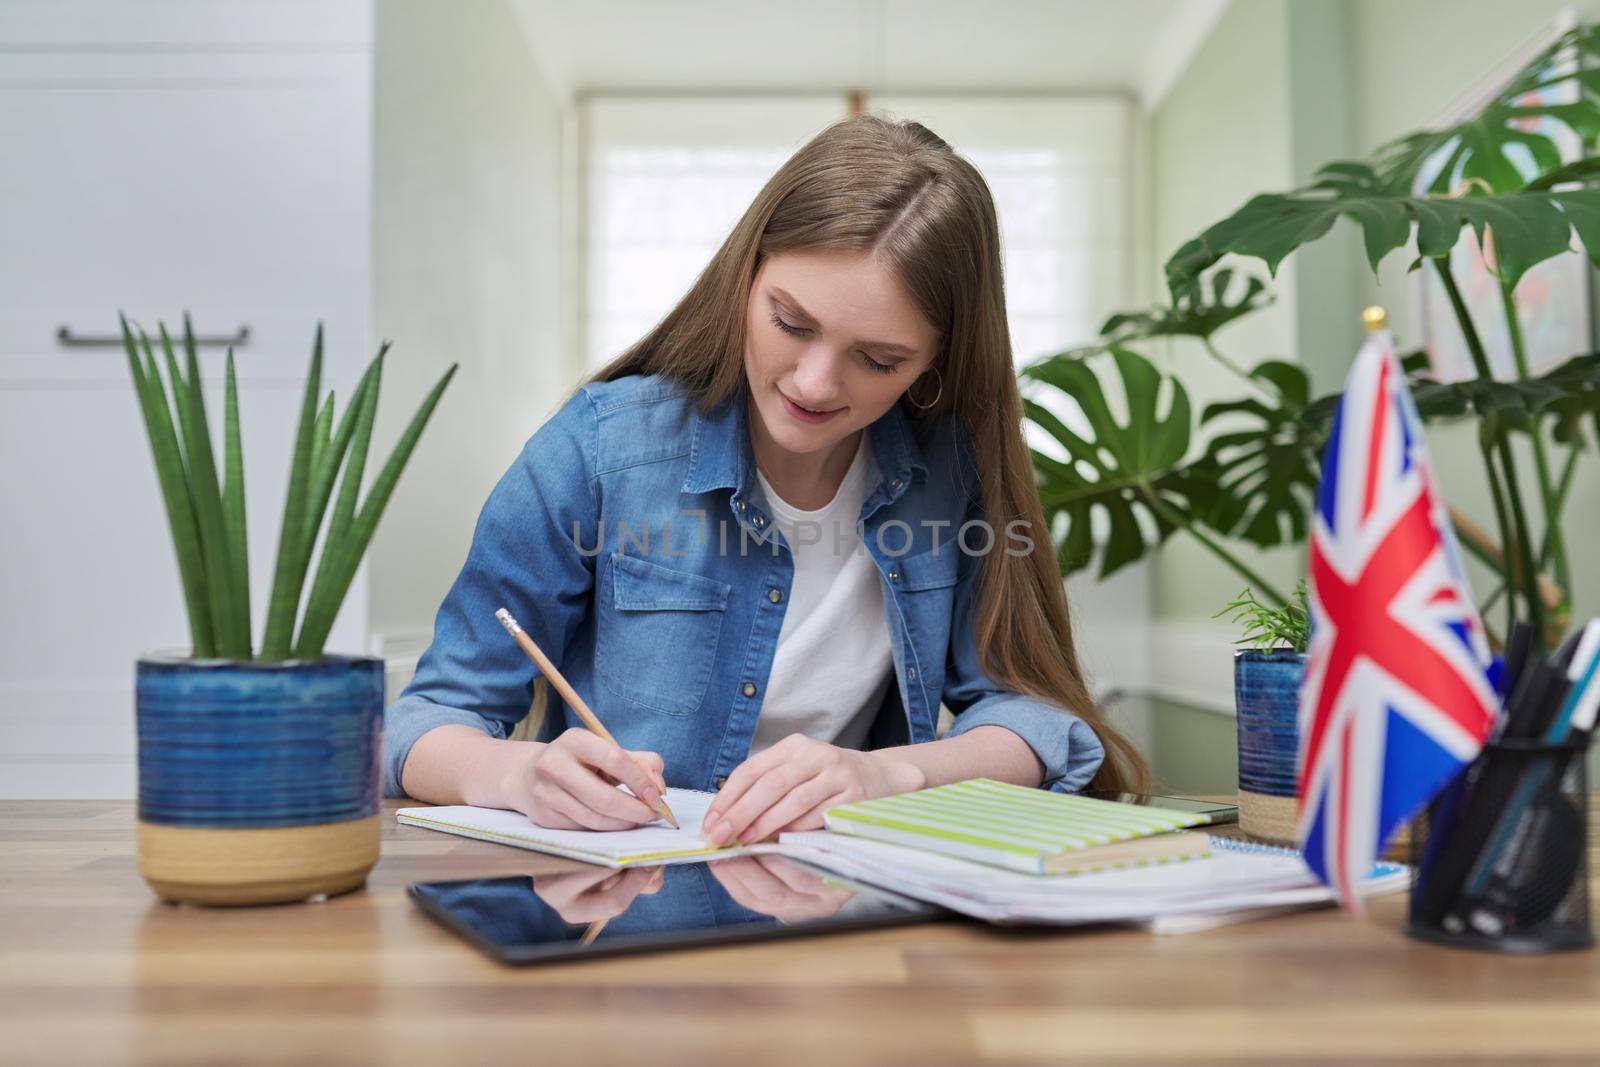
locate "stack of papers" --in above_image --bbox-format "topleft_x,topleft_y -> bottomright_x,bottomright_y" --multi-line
776,831 -> 1409,926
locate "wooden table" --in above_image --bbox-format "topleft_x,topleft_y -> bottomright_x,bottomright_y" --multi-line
4,799 -> 1598,1066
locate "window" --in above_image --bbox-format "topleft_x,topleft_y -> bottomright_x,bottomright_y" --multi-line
579,94 -> 1134,371
581,96 -> 842,370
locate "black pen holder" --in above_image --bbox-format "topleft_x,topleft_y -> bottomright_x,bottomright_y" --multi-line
1406,736 -> 1593,953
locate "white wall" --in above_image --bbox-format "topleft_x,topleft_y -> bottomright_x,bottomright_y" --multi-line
368,0 -> 571,664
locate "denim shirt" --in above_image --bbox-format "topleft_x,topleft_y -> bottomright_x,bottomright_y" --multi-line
382,372 -> 1105,797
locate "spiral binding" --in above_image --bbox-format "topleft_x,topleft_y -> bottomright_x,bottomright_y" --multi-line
1210,836 -> 1300,857
1208,835 -> 1410,880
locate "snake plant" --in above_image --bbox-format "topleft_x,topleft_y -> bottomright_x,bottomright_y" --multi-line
122,315 -> 457,661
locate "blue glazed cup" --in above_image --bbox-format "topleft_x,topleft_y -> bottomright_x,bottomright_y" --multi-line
135,653 -> 384,905
1234,648 -> 1307,843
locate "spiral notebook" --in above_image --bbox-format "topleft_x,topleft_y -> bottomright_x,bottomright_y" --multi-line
396,788 -> 746,868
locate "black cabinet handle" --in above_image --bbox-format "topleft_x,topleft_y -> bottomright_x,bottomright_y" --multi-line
57,324 -> 252,348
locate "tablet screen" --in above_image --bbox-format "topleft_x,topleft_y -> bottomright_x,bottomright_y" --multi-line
411,855 -> 946,965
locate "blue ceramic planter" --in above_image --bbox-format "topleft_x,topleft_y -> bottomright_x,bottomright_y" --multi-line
1234,648 -> 1306,843
135,653 -> 384,905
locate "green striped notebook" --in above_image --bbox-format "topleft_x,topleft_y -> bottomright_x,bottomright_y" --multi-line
822,778 -> 1213,875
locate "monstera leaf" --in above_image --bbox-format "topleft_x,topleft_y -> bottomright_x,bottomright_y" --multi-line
1167,28 -> 1600,302
1540,353 -> 1600,443
1166,161 -> 1600,301
1100,267 -> 1273,343
1021,347 -> 1212,579
1199,361 -> 1324,548
1373,27 -> 1600,195
1300,353 -> 1600,439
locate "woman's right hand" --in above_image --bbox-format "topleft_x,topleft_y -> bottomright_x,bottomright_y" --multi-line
501,727 -> 668,830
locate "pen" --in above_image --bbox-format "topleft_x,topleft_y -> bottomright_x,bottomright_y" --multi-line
1452,619 -> 1600,918
495,607 -> 679,829
1542,620 -> 1600,742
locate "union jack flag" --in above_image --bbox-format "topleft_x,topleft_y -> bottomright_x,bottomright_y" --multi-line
1297,327 -> 1499,911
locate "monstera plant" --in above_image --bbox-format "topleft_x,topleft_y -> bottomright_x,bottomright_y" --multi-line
1024,24 -> 1600,649
1021,267 -> 1319,613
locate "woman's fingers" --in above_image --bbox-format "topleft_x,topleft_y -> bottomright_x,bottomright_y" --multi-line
537,730 -> 665,827
740,774 -> 837,844
560,730 -> 664,810
704,737 -> 825,843
547,758 -> 659,825
630,749 -> 668,796
702,742 -> 789,827
708,761 -> 816,845
543,785 -> 643,831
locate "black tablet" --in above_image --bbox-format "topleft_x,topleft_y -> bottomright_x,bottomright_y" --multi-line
410,853 -> 948,966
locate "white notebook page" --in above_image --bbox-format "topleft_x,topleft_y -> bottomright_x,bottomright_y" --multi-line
396,788 -> 752,868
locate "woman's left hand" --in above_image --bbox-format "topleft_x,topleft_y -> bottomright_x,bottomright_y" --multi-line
701,734 -> 926,846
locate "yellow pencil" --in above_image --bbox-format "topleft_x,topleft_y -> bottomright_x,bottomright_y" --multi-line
494,608 -> 679,829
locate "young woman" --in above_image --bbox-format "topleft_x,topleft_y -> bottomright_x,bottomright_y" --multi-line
386,114 -> 1148,854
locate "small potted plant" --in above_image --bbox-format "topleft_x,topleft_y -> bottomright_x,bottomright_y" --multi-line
1216,581 -> 1309,844
125,316 -> 455,905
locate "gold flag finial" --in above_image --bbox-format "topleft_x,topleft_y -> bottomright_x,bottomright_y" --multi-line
1362,305 -> 1388,332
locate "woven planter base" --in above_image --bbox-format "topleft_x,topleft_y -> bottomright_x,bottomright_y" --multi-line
1238,789 -> 1298,846
138,815 -> 379,906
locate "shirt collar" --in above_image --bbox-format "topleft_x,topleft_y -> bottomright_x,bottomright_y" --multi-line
681,383 -> 928,498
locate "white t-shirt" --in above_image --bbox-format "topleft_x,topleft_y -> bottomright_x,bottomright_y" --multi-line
748,435 -> 895,756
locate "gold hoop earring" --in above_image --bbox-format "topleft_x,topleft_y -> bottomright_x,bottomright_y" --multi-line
907,366 -> 943,411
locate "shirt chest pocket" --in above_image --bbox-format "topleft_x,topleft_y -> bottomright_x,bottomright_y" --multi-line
597,552 -> 731,718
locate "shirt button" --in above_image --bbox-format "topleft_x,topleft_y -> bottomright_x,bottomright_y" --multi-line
891,478 -> 903,491
742,682 -> 757,697
736,499 -> 746,512
888,568 -> 901,582
768,588 -> 782,603
908,667 -> 917,680
753,514 -> 766,527
714,776 -> 728,789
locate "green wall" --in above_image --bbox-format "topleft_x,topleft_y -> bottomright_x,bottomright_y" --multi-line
1105,696 -> 1239,795
1147,0 -> 1302,628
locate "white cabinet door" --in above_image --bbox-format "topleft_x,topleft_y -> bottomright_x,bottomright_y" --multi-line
0,12 -> 373,798
0,384 -> 371,798
0,49 -> 372,386
0,0 -> 370,51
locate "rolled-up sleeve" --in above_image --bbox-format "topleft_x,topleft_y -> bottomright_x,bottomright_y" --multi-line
382,389 -> 600,797
938,499 -> 1105,794
382,698 -> 509,797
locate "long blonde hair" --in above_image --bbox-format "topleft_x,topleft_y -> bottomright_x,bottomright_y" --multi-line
585,114 -> 1148,792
